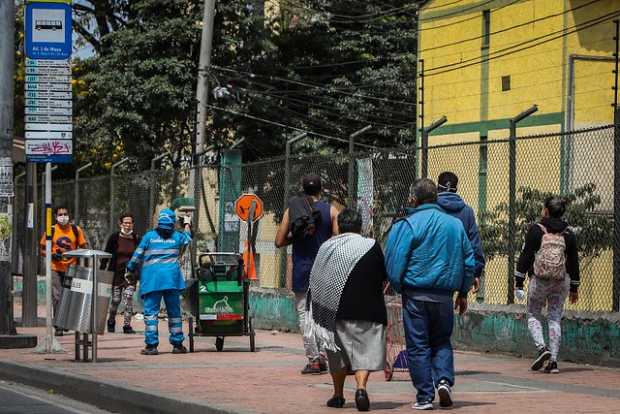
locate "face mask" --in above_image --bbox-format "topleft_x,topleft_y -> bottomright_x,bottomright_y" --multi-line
57,215 -> 69,225
120,229 -> 133,236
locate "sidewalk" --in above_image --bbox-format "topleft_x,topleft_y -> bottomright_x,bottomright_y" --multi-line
1,319 -> 619,414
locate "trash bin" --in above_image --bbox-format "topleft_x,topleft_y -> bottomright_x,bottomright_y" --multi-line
54,264 -> 114,334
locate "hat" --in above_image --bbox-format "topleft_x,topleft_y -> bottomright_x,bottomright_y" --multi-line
157,208 -> 176,230
302,174 -> 322,193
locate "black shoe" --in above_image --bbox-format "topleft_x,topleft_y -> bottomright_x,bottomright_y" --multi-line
319,359 -> 328,373
355,389 -> 370,412
437,380 -> 453,408
107,319 -> 115,333
531,347 -> 551,371
301,361 -> 321,374
172,344 -> 188,354
141,346 -> 159,355
326,395 -> 345,408
123,325 -> 135,334
544,360 -> 559,374
54,328 -> 63,337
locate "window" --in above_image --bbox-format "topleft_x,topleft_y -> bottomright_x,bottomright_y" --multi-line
482,10 -> 490,48
502,75 -> 511,91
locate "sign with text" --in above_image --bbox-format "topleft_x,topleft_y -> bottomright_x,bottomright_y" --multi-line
25,2 -> 72,60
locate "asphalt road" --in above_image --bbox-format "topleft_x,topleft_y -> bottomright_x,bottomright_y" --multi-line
0,380 -> 113,414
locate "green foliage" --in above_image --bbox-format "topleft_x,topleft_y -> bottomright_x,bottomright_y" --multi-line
479,184 -> 613,263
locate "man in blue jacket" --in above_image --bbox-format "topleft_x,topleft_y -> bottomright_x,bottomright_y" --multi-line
385,179 -> 475,410
437,171 -> 485,292
126,209 -> 192,355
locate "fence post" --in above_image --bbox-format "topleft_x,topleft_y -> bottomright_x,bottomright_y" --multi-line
74,162 -> 92,226
149,154 -> 167,228
421,116 -> 447,178
507,105 -> 538,304
110,158 -> 129,231
348,126 -> 372,206
614,107 -> 620,311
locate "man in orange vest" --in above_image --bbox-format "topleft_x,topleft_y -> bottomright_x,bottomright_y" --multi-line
39,206 -> 88,336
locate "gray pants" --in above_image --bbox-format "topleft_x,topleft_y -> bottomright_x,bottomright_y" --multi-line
108,284 -> 136,327
295,292 -> 324,362
51,271 -> 65,320
527,276 -> 570,361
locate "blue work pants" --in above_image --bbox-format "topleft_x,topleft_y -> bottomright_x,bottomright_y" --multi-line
143,289 -> 184,347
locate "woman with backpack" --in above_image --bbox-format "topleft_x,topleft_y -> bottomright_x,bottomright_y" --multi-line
514,197 -> 580,374
101,213 -> 141,334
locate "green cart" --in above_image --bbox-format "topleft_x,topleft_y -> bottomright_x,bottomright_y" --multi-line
186,252 -> 255,352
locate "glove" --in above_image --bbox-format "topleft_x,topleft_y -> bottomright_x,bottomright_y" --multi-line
52,252 -> 63,261
515,289 -> 526,301
124,271 -> 136,285
183,214 -> 192,227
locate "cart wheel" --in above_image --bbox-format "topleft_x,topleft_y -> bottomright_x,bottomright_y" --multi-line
384,361 -> 394,382
249,317 -> 256,352
215,336 -> 224,352
188,317 -> 195,353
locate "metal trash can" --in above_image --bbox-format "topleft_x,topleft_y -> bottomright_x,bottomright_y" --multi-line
54,264 -> 114,334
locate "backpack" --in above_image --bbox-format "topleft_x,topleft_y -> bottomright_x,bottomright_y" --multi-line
51,224 -> 81,247
533,224 -> 567,281
289,197 -> 323,241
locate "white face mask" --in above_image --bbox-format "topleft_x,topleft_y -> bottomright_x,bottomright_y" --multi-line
120,229 -> 133,236
57,215 -> 69,225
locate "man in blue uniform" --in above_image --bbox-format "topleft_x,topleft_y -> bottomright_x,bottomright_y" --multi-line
126,209 -> 191,355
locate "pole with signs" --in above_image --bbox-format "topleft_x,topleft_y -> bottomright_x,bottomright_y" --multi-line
27,0 -> 73,354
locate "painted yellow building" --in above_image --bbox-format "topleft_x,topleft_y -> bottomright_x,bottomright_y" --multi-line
419,0 -> 618,310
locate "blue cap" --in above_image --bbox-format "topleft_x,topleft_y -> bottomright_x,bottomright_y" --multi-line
157,208 -> 176,230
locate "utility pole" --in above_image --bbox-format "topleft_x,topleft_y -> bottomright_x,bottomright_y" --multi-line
0,0 -> 16,336
22,163 -> 38,326
190,0 -> 216,230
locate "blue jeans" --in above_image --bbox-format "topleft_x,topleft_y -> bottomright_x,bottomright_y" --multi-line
402,296 -> 454,403
143,289 -> 184,347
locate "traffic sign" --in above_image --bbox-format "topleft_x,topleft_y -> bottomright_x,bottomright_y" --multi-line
25,2 -> 72,60
26,58 -> 70,67
235,194 -> 264,223
25,74 -> 71,83
26,123 -> 73,132
25,82 -> 71,91
25,114 -> 72,123
25,99 -> 72,108
25,131 -> 72,140
26,139 -> 73,164
25,90 -> 72,100
26,66 -> 71,75
25,106 -> 72,115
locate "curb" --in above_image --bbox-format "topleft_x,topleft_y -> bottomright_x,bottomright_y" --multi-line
0,360 -> 253,414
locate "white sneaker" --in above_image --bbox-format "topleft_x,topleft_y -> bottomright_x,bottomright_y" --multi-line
413,401 -> 433,410
437,380 -> 453,408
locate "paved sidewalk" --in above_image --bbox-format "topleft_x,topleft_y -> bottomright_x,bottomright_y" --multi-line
1,319 -> 619,413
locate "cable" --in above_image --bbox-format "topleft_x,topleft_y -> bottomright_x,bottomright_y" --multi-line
206,104 -> 381,149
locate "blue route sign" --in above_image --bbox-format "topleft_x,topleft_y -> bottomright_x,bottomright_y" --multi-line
25,2 -> 72,60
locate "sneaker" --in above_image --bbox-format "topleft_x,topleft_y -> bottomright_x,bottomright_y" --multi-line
531,347 -> 551,371
54,328 -> 63,337
141,346 -> 159,356
413,401 -> 433,410
123,325 -> 135,334
437,380 -> 453,408
172,344 -> 188,354
544,360 -> 560,374
355,389 -> 370,412
107,319 -> 115,333
319,359 -> 328,373
301,360 -> 321,375
326,395 -> 345,408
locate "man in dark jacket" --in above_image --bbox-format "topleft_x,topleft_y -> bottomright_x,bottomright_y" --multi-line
436,172 -> 485,292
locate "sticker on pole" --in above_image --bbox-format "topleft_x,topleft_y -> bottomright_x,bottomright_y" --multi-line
25,2 -> 72,60
235,194 -> 264,223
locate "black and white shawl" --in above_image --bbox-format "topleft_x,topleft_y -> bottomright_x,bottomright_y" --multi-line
306,233 -> 376,351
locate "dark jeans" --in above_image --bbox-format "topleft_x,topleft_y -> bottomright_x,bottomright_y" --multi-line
402,296 -> 455,403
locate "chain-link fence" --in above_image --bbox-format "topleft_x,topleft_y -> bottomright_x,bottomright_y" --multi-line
12,124 -> 619,313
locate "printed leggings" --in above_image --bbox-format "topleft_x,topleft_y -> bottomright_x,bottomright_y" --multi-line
527,276 -> 570,361
108,285 -> 135,327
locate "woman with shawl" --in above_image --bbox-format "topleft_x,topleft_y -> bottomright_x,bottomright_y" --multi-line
307,208 -> 388,411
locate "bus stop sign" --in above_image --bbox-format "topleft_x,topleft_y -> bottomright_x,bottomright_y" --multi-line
25,2 -> 73,60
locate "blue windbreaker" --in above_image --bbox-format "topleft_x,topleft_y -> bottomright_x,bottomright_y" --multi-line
384,203 -> 475,295
126,229 -> 192,297
437,192 -> 486,278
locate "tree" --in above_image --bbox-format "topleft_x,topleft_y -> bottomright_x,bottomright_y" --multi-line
479,184 -> 614,267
